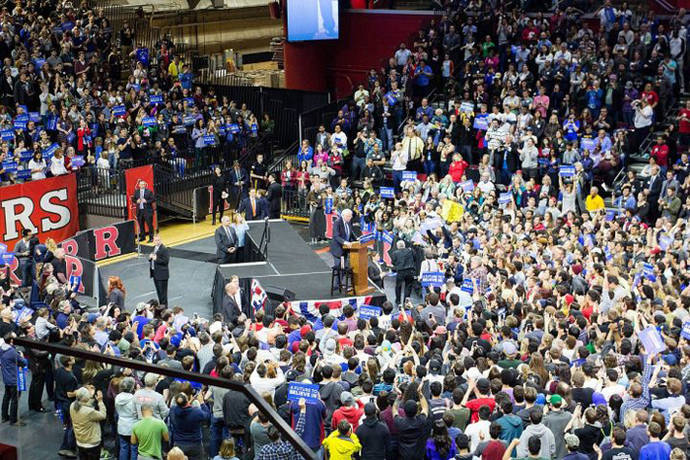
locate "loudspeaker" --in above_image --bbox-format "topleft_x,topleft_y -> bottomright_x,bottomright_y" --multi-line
265,286 -> 296,302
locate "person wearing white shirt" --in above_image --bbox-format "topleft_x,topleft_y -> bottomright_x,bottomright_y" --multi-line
477,173 -> 495,194
28,151 -> 46,180
249,362 -> 285,399
600,369 -> 626,402
391,142 -> 408,192
465,406 -> 491,451
331,125 -> 347,150
50,150 -> 68,176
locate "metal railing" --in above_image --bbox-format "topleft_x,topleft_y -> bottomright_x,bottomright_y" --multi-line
281,187 -> 310,219
76,167 -> 128,219
13,337 -> 317,460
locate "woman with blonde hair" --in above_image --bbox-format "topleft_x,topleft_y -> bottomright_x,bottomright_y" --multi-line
107,276 -> 126,310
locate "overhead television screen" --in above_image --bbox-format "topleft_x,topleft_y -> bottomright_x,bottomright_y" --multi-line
287,0 -> 339,42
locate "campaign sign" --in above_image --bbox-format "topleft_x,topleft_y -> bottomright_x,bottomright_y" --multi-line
359,305 -> 382,320
402,171 -> 417,181
142,116 -> 157,127
150,94 -> 163,105
682,322 -> 690,340
112,105 -> 126,117
461,278 -> 474,294
421,271 -> 445,288
17,367 -> 27,392
20,150 -> 34,161
639,326 -> 666,355
643,263 -> 654,277
498,192 -> 512,205
380,187 -> 395,199
183,115 -> 196,126
71,156 -> 85,168
559,165 -> 575,177
0,243 -> 6,255
473,115 -> 489,130
659,235 -> 673,251
3,161 -> 17,173
287,382 -> 321,405
1,130 -> 13,141
70,275 -> 82,290
203,135 -> 216,146
324,197 -> 333,215
605,209 -> 617,221
460,180 -> 474,192
460,102 -> 474,113
14,307 -> 33,325
29,112 -> 41,123
184,97 -> 195,106
16,169 -> 31,181
359,232 -> 377,244
380,230 -> 394,245
1,253 -> 15,264
580,137 -> 595,152
43,143 -> 59,158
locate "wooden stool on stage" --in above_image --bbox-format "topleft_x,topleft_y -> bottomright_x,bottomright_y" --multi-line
331,266 -> 354,295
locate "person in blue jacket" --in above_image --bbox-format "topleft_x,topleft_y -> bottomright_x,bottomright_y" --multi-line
170,391 -> 211,459
0,332 -> 28,425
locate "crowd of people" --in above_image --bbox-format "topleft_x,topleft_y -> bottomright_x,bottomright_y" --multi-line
0,0 -> 272,187
2,2 -> 690,460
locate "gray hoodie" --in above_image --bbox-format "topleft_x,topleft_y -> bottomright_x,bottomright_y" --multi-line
516,423 -> 556,459
115,392 -> 139,436
543,410 -> 572,459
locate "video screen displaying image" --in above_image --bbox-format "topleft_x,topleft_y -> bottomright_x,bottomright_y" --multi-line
287,0 -> 339,42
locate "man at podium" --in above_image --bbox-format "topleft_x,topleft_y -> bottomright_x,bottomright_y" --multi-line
329,208 -> 356,268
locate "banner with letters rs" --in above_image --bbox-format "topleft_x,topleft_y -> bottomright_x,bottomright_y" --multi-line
61,220 -> 136,262
0,174 -> 79,251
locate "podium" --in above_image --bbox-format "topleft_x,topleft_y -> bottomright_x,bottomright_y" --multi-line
346,240 -> 375,295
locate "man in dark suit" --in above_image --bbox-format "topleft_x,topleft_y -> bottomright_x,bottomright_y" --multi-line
646,165 -> 663,221
214,216 -> 237,264
266,174 -> 282,219
330,208 -> 356,268
391,240 -> 416,306
149,234 -> 169,306
238,188 -> 267,221
221,277 -> 245,326
228,160 -> 248,209
132,180 -> 155,242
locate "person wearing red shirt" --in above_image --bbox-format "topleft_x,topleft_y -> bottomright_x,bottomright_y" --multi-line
679,100 -> 690,147
331,391 -> 364,431
461,378 -> 496,423
448,153 -> 469,182
641,82 -> 659,108
651,135 -> 669,171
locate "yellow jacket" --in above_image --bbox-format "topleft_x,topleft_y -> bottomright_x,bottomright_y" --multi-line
401,136 -> 424,161
585,194 -> 605,212
322,430 -> 361,460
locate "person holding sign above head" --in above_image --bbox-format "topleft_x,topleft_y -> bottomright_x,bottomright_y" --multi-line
132,180 -> 155,243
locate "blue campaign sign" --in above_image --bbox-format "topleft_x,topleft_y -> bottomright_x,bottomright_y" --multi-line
0,243 -> 6,255
16,169 -> 31,180
227,123 -> 240,134
421,271 -> 445,287
203,135 -> 216,146
682,322 -> 690,340
580,137 -> 595,152
461,278 -> 474,294
324,197 -> 333,215
402,171 -> 417,181
112,105 -> 126,117
287,382 -> 321,405
380,230 -> 394,245
639,326 -> 666,355
150,94 -> 163,105
3,161 -> 17,173
1,252 -> 15,264
498,192 -> 512,205
643,263 -> 654,276
29,112 -> 40,123
183,115 -> 196,126
359,232 -> 376,244
380,187 -> 395,199
459,180 -> 474,192
44,143 -> 59,158
184,97 -> 195,107
15,114 -> 28,122
659,235 -> 673,251
473,115 -> 489,130
71,156 -> 85,168
559,165 -> 575,177
19,150 -> 33,161
142,116 -> 157,127
359,305 -> 382,320
1,130 -> 13,141
70,275 -> 82,290
14,306 -> 33,325
605,209 -> 617,221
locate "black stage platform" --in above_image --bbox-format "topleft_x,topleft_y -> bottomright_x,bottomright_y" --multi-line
211,220 -> 386,316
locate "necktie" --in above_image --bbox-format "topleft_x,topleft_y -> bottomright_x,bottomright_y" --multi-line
139,191 -> 143,209
151,245 -> 158,270
251,199 -> 256,216
225,226 -> 231,242
345,222 -> 349,240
